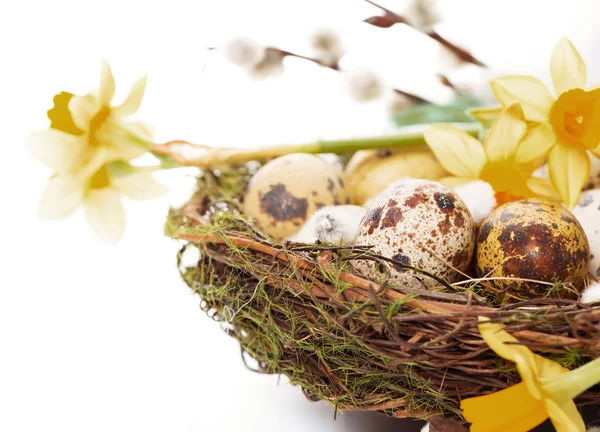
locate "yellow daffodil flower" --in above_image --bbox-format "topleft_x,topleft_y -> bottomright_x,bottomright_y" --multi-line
39,148 -> 167,243
424,102 -> 555,205
28,60 -> 167,243
487,38 -> 600,207
27,60 -> 150,175
461,318 -> 600,432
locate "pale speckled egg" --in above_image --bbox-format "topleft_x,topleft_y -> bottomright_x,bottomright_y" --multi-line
476,198 -> 590,299
243,153 -> 348,240
353,179 -> 476,288
572,189 -> 600,279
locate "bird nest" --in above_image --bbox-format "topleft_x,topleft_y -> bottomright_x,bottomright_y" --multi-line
165,163 -> 600,430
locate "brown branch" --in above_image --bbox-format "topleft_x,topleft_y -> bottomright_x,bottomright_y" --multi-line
275,48 -> 429,104
363,0 -> 487,68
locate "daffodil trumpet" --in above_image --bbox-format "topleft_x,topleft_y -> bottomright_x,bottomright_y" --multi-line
461,318 -> 600,432
150,122 -> 481,169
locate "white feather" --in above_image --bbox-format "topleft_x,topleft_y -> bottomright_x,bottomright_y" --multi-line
581,282 -> 600,303
289,205 -> 366,244
454,181 -> 496,225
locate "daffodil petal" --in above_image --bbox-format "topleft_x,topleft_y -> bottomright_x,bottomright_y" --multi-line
477,319 -> 542,399
490,76 -> 555,122
461,382 -> 548,432
69,94 -> 99,131
113,172 -> 168,200
113,75 -> 147,117
527,177 -> 562,202
514,123 -> 557,164
484,102 -> 527,162
26,129 -> 86,173
423,125 -> 486,178
38,174 -> 85,220
551,38 -> 587,97
467,106 -> 501,128
105,137 -> 147,161
545,398 -> 585,432
84,187 -> 125,244
547,141 -> 590,208
99,59 -> 116,106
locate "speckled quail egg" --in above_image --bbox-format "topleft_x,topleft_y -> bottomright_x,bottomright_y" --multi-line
476,198 -> 590,299
243,153 -> 348,240
572,189 -> 600,279
345,148 -> 448,205
353,179 -> 476,288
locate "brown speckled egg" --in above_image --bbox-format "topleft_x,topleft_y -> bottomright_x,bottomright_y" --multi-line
353,179 -> 476,288
476,198 -> 590,299
243,153 -> 348,240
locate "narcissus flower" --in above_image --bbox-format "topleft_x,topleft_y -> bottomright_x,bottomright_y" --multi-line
424,102 -> 554,204
462,318 -> 600,432
28,60 -> 150,175
39,149 -> 167,244
486,38 -> 600,207
28,60 -> 167,243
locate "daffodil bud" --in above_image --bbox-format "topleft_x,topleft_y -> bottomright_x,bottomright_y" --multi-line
222,37 -> 265,67
344,67 -> 385,102
308,27 -> 345,67
453,181 -> 497,225
289,205 -> 366,244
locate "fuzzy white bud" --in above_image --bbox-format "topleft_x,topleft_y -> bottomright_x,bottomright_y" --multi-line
344,68 -> 385,103
308,27 -> 345,67
402,0 -> 440,33
436,39 -> 472,73
247,49 -> 284,80
289,205 -> 366,244
420,424 -> 430,432
587,426 -> 600,432
222,37 -> 265,67
385,92 -> 416,116
453,181 -> 496,225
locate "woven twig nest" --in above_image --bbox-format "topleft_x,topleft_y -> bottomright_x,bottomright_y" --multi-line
166,164 -> 600,431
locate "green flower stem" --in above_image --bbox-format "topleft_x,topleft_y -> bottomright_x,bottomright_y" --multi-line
153,123 -> 481,169
542,356 -> 600,405
108,123 -> 181,169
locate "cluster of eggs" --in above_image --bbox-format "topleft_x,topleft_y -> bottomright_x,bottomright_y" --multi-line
243,151 -> 597,301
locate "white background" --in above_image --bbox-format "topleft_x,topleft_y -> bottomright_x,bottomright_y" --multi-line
2,1 -> 600,431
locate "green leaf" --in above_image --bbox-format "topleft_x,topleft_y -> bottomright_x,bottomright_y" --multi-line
392,97 -> 484,127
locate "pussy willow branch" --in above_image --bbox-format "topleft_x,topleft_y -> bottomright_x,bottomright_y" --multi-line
363,0 -> 487,68
274,48 -> 430,104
